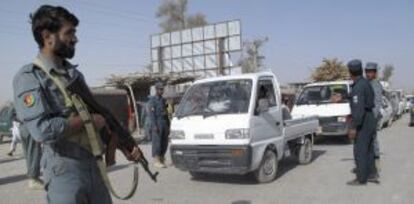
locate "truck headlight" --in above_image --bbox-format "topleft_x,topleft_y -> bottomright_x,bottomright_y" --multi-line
337,116 -> 347,123
170,130 -> 185,139
225,128 -> 250,139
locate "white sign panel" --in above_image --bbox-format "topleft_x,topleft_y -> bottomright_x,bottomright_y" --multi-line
151,20 -> 241,74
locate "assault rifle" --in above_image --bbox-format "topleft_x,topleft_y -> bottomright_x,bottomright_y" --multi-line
67,73 -> 159,182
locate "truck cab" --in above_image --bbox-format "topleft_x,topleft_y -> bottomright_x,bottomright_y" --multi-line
291,81 -> 351,137
170,72 -> 318,183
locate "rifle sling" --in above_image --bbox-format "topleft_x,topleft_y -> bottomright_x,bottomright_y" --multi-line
33,58 -> 139,200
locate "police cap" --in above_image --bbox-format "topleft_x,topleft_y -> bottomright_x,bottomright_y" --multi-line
347,59 -> 363,75
155,82 -> 164,89
365,62 -> 378,71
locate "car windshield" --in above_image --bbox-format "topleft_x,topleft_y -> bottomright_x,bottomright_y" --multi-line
175,79 -> 252,118
296,84 -> 349,105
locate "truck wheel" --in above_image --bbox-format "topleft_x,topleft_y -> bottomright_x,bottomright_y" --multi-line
0,134 -> 3,144
254,149 -> 278,183
298,137 -> 313,165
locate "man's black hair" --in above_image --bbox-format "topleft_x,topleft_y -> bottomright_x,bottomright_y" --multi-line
349,68 -> 363,77
347,59 -> 363,77
30,5 -> 79,48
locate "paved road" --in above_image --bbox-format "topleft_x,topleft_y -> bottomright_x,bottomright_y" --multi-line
0,114 -> 413,204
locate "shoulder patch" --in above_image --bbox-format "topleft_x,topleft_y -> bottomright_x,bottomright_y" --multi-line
23,93 -> 36,107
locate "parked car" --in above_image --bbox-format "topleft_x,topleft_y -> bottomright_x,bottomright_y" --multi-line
405,95 -> 414,112
378,96 -> 393,130
0,104 -> 14,143
291,81 -> 351,138
395,90 -> 406,118
91,87 -> 136,132
389,91 -> 401,120
170,72 -> 319,183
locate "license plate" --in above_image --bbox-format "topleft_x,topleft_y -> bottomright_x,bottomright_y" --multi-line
194,134 -> 214,139
317,126 -> 322,134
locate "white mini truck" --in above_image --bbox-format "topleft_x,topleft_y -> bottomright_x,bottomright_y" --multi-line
169,72 -> 319,183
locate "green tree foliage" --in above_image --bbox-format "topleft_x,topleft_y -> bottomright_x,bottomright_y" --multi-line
311,58 -> 349,82
238,37 -> 268,73
381,64 -> 394,82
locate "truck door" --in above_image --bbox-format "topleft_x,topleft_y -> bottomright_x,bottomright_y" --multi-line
250,77 -> 283,142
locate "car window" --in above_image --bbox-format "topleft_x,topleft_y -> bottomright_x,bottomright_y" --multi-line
257,79 -> 277,107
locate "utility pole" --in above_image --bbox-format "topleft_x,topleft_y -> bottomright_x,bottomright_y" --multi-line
218,37 -> 225,76
157,47 -> 163,73
252,42 -> 258,71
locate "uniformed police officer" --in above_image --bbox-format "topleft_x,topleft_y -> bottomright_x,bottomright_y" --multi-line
365,62 -> 383,179
148,82 -> 170,168
13,5 -> 140,203
346,59 -> 376,185
140,95 -> 153,142
7,109 -> 42,190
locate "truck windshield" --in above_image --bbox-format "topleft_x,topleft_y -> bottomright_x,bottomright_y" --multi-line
176,79 -> 252,118
296,84 -> 349,105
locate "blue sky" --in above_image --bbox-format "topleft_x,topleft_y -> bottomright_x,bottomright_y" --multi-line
1,0 -> 413,105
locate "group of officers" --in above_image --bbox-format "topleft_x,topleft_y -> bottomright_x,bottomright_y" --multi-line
347,59 -> 383,185
8,3 -> 389,204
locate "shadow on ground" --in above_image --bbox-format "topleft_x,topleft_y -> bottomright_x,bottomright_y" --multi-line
314,136 -> 352,145
232,200 -> 252,204
0,157 -> 24,165
189,150 -> 326,185
0,174 -> 28,185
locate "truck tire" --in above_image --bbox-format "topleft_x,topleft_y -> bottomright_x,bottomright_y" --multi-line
254,149 -> 278,183
0,134 -> 3,144
298,137 -> 313,165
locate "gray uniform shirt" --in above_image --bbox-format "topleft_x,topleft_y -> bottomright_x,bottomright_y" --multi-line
370,79 -> 383,119
13,53 -> 82,143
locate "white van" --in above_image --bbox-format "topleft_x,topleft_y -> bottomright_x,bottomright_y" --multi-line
169,72 -> 318,183
291,81 -> 352,137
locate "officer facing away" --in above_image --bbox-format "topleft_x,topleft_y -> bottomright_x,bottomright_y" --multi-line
346,59 -> 377,186
365,62 -> 383,179
13,5 -> 141,203
148,82 -> 170,168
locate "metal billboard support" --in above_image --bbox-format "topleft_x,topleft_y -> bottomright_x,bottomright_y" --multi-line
218,37 -> 225,76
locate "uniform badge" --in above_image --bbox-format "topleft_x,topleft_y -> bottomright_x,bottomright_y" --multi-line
353,95 -> 358,104
23,93 -> 36,107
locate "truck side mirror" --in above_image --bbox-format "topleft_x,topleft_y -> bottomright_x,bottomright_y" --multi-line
257,99 -> 270,113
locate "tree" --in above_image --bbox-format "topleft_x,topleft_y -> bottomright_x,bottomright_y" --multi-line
381,64 -> 394,82
311,58 -> 349,82
238,37 -> 269,73
156,0 -> 207,32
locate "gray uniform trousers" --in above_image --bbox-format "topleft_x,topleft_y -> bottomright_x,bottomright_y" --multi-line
354,111 -> 376,183
19,126 -> 41,179
373,116 -> 381,158
42,144 -> 112,204
151,120 -> 169,157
